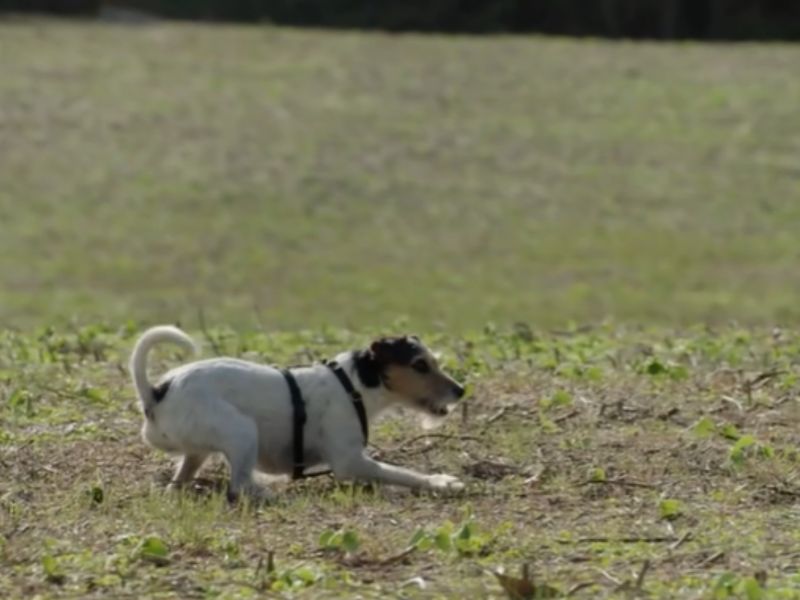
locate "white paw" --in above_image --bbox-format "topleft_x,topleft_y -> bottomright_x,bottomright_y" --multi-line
426,474 -> 465,493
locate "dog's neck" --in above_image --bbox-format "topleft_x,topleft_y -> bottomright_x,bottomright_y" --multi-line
329,350 -> 399,421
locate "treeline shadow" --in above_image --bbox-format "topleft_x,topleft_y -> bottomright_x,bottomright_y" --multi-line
3,0 -> 800,42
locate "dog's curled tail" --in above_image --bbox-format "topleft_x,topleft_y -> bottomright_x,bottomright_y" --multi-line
129,325 -> 199,414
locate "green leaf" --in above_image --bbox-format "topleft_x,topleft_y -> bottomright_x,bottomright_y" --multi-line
590,467 -> 606,482
329,531 -> 343,547
550,390 -> 573,407
408,528 -> 428,548
137,536 -> 170,565
85,484 -> 104,505
741,576 -> 765,600
141,537 -> 168,558
455,522 -> 473,542
293,567 -> 319,584
417,537 -> 434,551
41,554 -> 58,576
318,529 -> 334,548
585,366 -> 604,381
668,364 -> 690,380
41,554 -> 65,584
757,444 -> 775,459
434,531 -> 452,553
221,537 -> 240,559
81,387 -> 106,403
713,572 -> 738,597
692,416 -> 716,437
731,434 -> 756,451
658,498 -> 681,520
341,531 -> 359,553
729,435 -> 757,465
645,359 -> 667,375
720,423 -> 741,441
6,389 -> 25,408
538,412 -> 557,431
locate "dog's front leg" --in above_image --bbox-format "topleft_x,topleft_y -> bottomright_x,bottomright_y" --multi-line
329,451 -> 464,493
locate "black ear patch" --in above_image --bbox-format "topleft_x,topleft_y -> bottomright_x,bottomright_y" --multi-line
369,335 -> 420,367
353,335 -> 423,388
352,349 -> 382,388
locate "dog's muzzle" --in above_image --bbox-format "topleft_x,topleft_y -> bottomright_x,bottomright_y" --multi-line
423,384 -> 467,416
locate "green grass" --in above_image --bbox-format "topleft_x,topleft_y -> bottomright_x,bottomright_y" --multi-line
4,323 -> 800,598
3,16 -> 800,599
2,19 -> 800,331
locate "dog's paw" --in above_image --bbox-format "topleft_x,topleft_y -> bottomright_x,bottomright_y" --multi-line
228,484 -> 274,506
426,474 -> 465,493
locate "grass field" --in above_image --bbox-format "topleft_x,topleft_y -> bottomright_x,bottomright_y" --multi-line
5,324 -> 800,599
2,18 -> 800,331
2,16 -> 800,599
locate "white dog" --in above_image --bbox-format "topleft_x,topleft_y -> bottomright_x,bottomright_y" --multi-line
128,325 -> 468,502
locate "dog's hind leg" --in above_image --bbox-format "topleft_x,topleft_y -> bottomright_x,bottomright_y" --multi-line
166,452 -> 211,492
213,411 -> 272,504
156,391 -> 272,503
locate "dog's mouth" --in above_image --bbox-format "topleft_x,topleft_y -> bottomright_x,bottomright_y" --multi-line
419,399 -> 455,417
418,401 -> 454,431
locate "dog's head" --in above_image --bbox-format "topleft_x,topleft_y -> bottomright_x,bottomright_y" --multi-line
355,334 -> 466,423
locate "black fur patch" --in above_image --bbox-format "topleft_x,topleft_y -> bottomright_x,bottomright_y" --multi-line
352,349 -> 382,388
151,379 -> 172,403
371,336 -> 420,367
352,336 -> 423,388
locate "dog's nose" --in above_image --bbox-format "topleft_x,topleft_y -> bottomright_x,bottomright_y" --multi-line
453,384 -> 466,399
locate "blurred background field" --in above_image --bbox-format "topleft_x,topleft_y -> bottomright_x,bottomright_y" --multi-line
3,8 -> 800,599
1,18 -> 800,333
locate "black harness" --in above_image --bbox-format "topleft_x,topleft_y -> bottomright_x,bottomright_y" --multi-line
280,359 -> 368,480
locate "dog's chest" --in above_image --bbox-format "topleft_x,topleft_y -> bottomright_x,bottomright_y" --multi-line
249,368 -> 342,474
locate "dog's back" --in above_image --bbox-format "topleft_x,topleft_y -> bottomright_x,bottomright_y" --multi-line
147,358 -> 339,475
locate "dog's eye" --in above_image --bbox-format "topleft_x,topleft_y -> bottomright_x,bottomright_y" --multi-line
412,360 -> 430,374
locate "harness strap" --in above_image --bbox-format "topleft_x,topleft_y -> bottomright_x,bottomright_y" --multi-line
323,359 -> 369,445
280,359 -> 370,481
280,368 -> 307,480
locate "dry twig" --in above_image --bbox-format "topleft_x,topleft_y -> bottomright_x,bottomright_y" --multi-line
558,536 -> 680,544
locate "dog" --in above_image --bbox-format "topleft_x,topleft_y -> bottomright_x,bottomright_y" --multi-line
128,325 -> 468,502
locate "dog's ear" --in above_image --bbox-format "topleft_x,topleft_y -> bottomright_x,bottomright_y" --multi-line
369,336 -> 418,366
369,337 -> 398,364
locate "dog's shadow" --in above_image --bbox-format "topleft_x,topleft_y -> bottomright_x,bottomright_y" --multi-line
153,469 -> 484,508
154,470 -> 384,505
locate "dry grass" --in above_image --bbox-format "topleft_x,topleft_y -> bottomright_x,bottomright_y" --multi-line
4,324 -> 800,598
